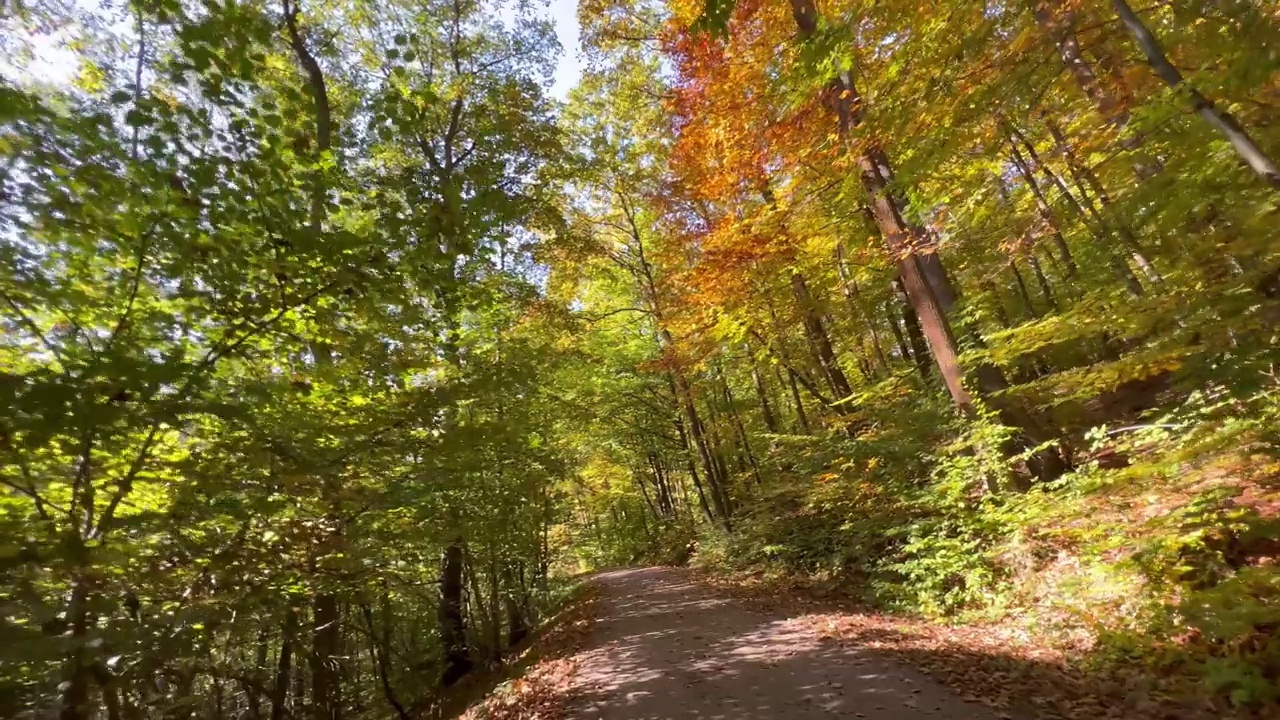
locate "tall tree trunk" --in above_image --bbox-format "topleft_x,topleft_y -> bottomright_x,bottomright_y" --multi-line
790,272 -> 854,403
894,279 -> 933,383
719,368 -> 762,486
674,415 -> 716,524
270,608 -> 297,720
1031,0 -> 1161,178
746,344 -> 780,433
1110,0 -> 1279,187
778,364 -> 811,434
1029,123 -> 1163,285
501,564 -> 530,647
1010,129 -> 1145,295
635,472 -> 660,519
310,593 -> 341,720
1028,252 -> 1060,311
438,539 -> 471,687
884,300 -> 913,366
836,246 -> 890,373
1010,260 -> 1039,318
58,580 -> 92,720
790,0 -> 1067,482
485,552 -> 502,662
668,373 -> 731,529
1006,138 -> 1079,277
359,602 -> 411,720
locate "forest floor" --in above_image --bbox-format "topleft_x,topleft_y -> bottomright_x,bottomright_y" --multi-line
560,567 -> 1015,719
463,566 -> 1246,720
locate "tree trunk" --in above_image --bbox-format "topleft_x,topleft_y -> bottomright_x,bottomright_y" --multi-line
310,593 -> 341,720
438,539 -> 472,686
790,272 -> 854,403
359,603 -> 411,720
985,280 -> 1014,329
1010,129 -> 1145,295
675,415 -> 717,525
270,608 -> 297,720
884,300 -> 913,365
836,247 -> 890,373
1010,260 -> 1039,318
746,345 -> 780,433
1031,0 -> 1162,178
1035,122 -> 1163,285
1028,252 -> 1059,311
778,364 -> 811,433
1006,138 -> 1078,277
1110,0 -> 1279,188
791,0 -> 1067,482
719,370 -> 762,486
502,564 -> 530,647
894,279 -> 933,383
669,373 -> 731,529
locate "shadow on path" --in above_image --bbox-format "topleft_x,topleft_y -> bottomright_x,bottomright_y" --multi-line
567,567 -> 1016,719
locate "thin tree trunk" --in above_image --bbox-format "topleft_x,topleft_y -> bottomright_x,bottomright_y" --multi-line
1010,260 -> 1039,318
438,539 -> 471,686
270,608 -> 297,720
1039,121 -> 1163,285
1007,138 -> 1078,277
310,593 -> 341,720
985,281 -> 1015,329
485,552 -> 501,662
1011,129 -> 1145,295
58,580 -> 92,720
1110,0 -> 1279,187
501,564 -> 529,647
359,604 -> 411,720
746,344 -> 780,433
719,370 -> 762,486
884,300 -> 913,365
1028,252 -> 1060,311
894,279 -> 933,383
836,247 -> 890,373
1032,0 -> 1161,178
791,0 -> 1067,482
778,364 -> 811,434
675,416 -> 716,524
669,374 -> 731,529
790,272 -> 854,403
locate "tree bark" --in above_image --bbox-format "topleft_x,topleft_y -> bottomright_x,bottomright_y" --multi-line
1010,260 -> 1039,318
1110,0 -> 1279,188
746,344 -> 780,433
310,593 -> 341,720
836,247 -> 890,373
790,0 -> 1068,482
790,272 -> 854,404
270,608 -> 297,720
893,278 -> 933,383
1010,129 -> 1145,295
438,539 -> 472,686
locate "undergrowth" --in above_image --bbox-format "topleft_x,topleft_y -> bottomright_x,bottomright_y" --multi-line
684,382 -> 1280,712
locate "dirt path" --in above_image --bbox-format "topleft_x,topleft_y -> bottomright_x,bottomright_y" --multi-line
566,567 -> 1014,720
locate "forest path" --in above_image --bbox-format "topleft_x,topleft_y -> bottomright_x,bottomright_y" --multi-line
565,567 -> 1013,720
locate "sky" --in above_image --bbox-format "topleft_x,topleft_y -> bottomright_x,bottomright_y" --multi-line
546,0 -> 584,99
3,0 -> 585,99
